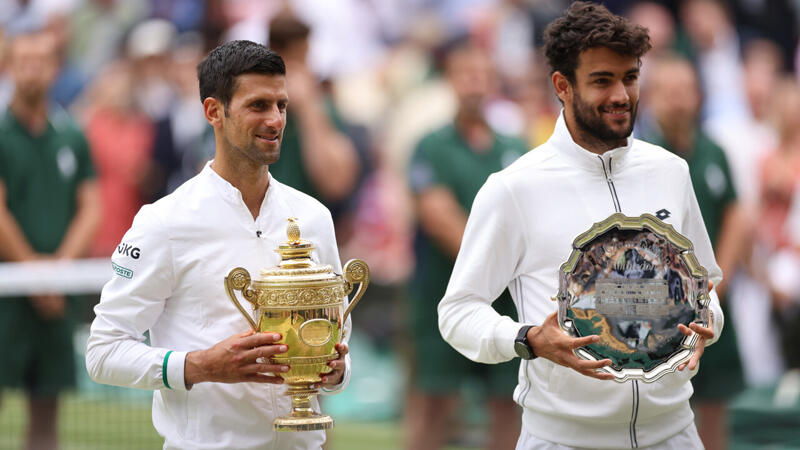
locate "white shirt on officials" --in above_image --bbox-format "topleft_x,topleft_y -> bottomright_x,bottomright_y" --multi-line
86,162 -> 350,450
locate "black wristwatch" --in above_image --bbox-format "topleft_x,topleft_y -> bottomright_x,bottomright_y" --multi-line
514,325 -> 537,360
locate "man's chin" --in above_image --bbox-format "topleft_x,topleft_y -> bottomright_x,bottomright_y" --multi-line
18,89 -> 46,103
262,149 -> 281,166
605,121 -> 633,140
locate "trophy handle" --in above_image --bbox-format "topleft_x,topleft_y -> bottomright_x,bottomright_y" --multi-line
224,267 -> 258,331
342,259 -> 370,322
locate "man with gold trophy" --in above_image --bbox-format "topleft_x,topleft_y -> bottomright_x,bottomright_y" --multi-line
439,3 -> 723,449
86,40 -> 361,449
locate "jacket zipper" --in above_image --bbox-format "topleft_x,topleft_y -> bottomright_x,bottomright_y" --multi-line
599,155 -> 639,447
630,380 -> 639,448
597,155 -> 621,213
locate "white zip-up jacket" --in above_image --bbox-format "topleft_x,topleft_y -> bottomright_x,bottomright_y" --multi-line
438,113 -> 723,449
86,163 -> 350,450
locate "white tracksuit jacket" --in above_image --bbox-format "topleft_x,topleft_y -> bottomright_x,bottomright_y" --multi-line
438,113 -> 724,449
86,163 -> 350,450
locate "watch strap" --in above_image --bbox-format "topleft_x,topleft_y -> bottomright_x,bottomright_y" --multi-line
515,325 -> 537,360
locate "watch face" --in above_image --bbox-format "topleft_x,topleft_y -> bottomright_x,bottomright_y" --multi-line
514,341 -> 532,359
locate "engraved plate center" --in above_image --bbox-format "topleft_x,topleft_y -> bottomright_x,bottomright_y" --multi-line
595,278 -> 670,318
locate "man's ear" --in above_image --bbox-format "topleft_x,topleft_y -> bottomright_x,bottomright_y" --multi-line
552,71 -> 572,104
203,97 -> 223,127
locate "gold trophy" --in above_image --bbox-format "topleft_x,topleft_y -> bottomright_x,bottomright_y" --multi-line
224,218 -> 369,431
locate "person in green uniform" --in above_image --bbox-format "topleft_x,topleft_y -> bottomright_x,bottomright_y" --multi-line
0,29 -> 99,450
265,9 -> 361,217
640,54 -> 746,450
406,38 -> 526,450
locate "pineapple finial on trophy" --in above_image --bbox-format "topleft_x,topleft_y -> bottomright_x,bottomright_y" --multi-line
276,218 -> 314,269
287,217 -> 301,244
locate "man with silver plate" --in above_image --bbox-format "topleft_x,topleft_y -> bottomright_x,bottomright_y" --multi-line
86,41 -> 350,449
438,2 -> 722,449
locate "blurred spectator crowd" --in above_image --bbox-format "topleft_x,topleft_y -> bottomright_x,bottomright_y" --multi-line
1,0 -> 800,448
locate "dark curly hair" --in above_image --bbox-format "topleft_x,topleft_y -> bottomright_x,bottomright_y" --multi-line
197,40 -> 285,109
543,1 -> 652,84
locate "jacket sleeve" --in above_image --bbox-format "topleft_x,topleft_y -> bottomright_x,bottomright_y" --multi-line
680,163 -> 724,345
85,205 -> 186,391
438,174 -> 527,364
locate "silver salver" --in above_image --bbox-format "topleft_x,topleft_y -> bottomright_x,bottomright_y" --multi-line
556,213 -> 710,383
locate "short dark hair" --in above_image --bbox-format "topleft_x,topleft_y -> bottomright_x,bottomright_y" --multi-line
268,10 -> 311,52
196,40 -> 285,107
543,1 -> 651,84
431,34 -> 477,74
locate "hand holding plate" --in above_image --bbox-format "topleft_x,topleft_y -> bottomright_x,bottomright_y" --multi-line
530,313 -> 615,380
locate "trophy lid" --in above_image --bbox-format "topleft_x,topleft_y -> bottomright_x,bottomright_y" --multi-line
258,218 -> 338,283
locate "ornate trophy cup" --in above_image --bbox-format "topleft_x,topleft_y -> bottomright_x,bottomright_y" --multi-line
556,213 -> 710,382
224,218 -> 369,431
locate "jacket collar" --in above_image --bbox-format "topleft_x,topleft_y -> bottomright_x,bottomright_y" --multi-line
549,110 -> 634,173
201,161 -> 276,221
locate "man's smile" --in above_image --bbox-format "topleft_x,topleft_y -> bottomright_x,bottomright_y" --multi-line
600,105 -> 631,118
255,132 -> 279,143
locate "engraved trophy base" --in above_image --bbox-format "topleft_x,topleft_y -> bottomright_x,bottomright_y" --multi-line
274,414 -> 333,431
273,385 -> 334,432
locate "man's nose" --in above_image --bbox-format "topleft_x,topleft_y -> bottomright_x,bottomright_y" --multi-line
264,106 -> 284,128
609,80 -> 630,103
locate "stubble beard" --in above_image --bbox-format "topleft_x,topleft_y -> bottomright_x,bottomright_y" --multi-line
224,132 -> 281,168
572,92 -> 636,149
15,85 -> 47,107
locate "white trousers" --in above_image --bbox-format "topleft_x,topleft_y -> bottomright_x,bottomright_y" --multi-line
515,423 -> 703,450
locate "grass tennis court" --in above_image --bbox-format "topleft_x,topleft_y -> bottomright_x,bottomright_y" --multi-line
0,390 -> 402,449
0,326 -> 485,450
0,391 -> 163,450
0,390 -> 482,449
4,386 -> 799,449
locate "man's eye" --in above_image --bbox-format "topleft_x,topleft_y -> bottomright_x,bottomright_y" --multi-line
594,79 -> 609,85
